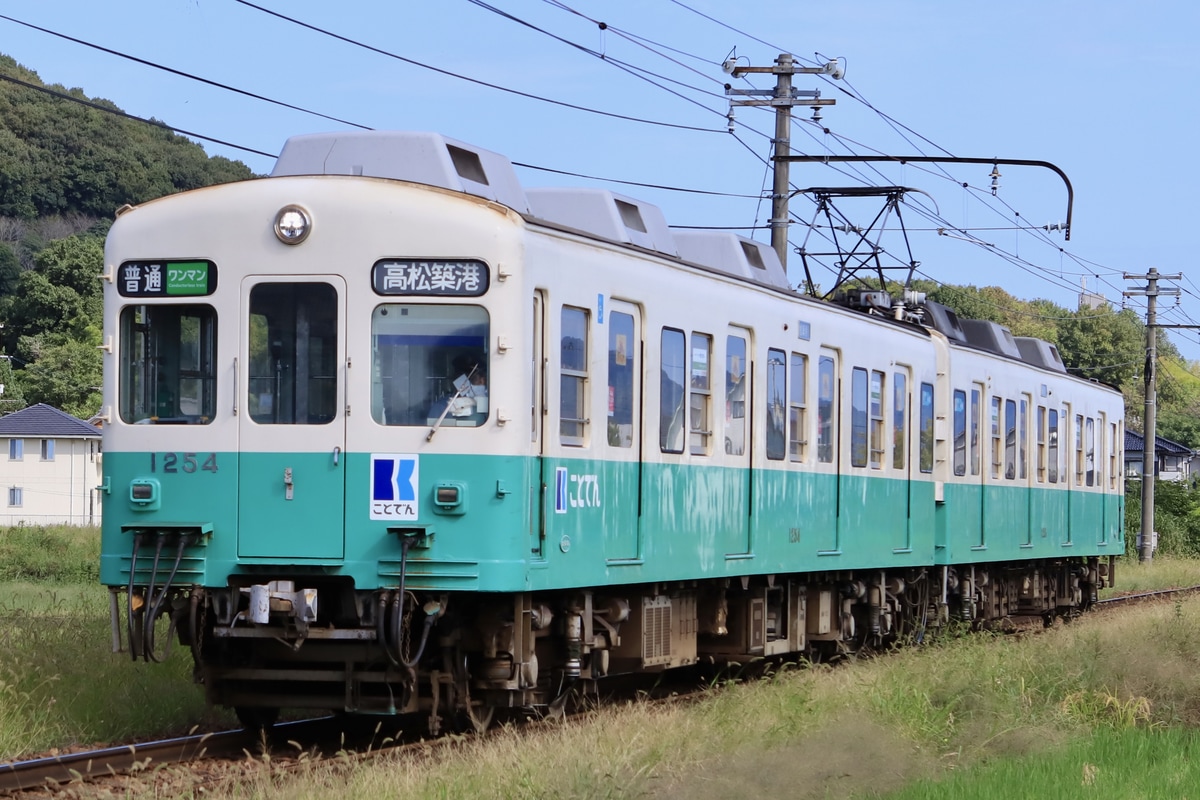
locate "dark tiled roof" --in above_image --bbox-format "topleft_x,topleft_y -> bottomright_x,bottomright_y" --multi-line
0,403 -> 100,438
1125,429 -> 1192,456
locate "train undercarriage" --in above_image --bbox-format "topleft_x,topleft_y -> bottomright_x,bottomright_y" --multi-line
113,556 -> 1114,732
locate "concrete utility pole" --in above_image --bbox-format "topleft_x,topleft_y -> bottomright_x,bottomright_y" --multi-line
1123,268 -> 1181,562
725,54 -> 837,271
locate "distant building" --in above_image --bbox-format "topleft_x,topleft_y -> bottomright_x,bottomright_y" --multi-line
0,403 -> 102,526
1124,429 -> 1193,483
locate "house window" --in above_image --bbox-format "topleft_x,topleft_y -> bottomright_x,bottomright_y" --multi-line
8,439 -> 22,460
7,487 -> 21,507
41,439 -> 54,461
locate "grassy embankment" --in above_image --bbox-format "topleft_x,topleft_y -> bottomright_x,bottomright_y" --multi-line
3,524 -> 1199,799
0,524 -> 229,761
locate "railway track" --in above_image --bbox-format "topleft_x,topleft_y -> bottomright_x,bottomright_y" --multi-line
4,586 -> 1197,796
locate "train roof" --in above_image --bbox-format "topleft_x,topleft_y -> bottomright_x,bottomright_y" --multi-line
268,130 -> 1079,377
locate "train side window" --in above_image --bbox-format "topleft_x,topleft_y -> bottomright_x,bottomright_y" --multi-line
893,372 -> 907,470
689,333 -> 713,455
1036,406 -> 1047,483
869,370 -> 884,469
952,389 -> 967,476
970,387 -> 981,476
120,304 -> 217,425
919,382 -> 934,473
607,311 -> 635,448
1048,409 -> 1059,483
1085,417 -> 1096,486
1004,399 -> 1017,480
990,397 -> 1002,479
850,367 -> 868,468
560,306 -> 590,446
789,353 -> 808,462
1074,414 -> 1084,485
1019,397 -> 1029,480
660,328 -> 686,454
766,349 -> 787,461
725,335 -> 747,456
818,356 -> 836,464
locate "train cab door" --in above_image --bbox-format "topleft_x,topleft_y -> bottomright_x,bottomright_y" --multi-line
722,328 -> 752,557
236,278 -> 347,558
605,301 -> 642,561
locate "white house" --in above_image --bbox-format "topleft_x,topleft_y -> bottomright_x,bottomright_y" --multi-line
0,403 -> 102,526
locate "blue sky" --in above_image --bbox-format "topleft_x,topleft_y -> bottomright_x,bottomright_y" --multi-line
4,0 -> 1198,364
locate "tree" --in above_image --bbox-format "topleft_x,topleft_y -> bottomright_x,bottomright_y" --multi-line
19,338 -> 101,418
1055,305 -> 1144,391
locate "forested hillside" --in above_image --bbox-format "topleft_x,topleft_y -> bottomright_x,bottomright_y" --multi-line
0,55 -> 255,417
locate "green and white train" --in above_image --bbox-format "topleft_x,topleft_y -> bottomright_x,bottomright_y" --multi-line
99,131 -> 1124,729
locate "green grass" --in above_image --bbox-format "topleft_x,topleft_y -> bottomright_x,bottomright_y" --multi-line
0,525 -> 231,761
5,524 -> 1200,798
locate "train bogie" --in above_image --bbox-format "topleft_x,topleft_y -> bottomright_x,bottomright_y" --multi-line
99,131 -> 1122,730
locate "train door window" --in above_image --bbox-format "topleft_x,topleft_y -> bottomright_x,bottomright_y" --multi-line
850,367 -> 868,468
919,382 -> 934,473
1036,406 -> 1047,483
689,333 -> 712,455
990,397 -> 1002,479
892,372 -> 907,470
818,355 -> 836,464
120,304 -> 217,424
1048,409 -> 1059,483
560,306 -> 590,445
1004,399 -> 1017,480
1074,414 -> 1084,485
607,311 -> 635,448
248,284 -> 337,425
660,328 -> 686,454
725,335 -> 747,456
1110,421 -> 1119,489
869,371 -> 884,469
952,389 -> 967,476
532,292 -> 544,444
1019,397 -> 1029,480
371,303 -> 489,427
1085,417 -> 1096,486
766,348 -> 787,461
970,386 -> 982,476
789,353 -> 808,462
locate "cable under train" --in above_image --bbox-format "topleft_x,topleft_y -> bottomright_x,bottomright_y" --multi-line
98,130 -> 1124,731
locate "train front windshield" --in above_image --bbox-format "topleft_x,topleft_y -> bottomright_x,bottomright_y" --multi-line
119,304 -> 217,424
371,304 -> 490,427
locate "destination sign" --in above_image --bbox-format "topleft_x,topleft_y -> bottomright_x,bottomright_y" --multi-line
372,259 -> 489,297
118,260 -> 217,297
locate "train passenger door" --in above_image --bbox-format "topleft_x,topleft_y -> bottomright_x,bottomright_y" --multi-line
530,292 -> 546,559
723,328 -> 752,556
606,301 -> 641,561
237,278 -> 347,558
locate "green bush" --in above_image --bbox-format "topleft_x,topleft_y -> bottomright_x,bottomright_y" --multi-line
0,524 -> 100,582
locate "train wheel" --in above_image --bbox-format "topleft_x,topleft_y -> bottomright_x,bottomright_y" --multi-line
235,706 -> 280,734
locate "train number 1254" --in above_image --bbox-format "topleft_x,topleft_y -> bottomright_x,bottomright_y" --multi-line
149,452 -> 218,473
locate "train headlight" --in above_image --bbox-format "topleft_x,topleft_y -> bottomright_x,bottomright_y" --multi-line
273,204 -> 312,245
129,478 -> 160,510
433,482 -> 467,515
